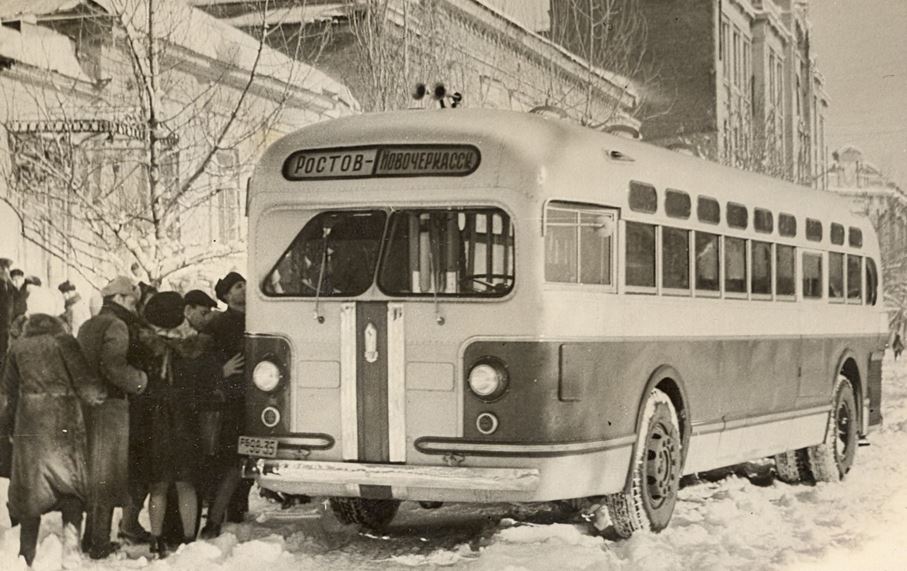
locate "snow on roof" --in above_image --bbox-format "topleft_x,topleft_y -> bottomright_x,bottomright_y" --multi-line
93,0 -> 357,109
0,20 -> 93,82
219,3 -> 349,28
0,0 -> 85,19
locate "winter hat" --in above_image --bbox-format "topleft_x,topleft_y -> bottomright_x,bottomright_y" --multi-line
58,280 -> 77,293
143,291 -> 185,329
101,276 -> 139,299
25,286 -> 65,316
215,272 -> 245,302
185,289 -> 218,308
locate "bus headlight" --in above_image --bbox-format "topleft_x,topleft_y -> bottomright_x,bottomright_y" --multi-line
467,360 -> 508,400
253,360 -> 282,392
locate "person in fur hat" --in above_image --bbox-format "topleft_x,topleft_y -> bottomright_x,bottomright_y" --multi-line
0,309 -> 106,568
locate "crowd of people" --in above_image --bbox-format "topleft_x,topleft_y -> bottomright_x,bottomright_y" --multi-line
0,257 -> 252,567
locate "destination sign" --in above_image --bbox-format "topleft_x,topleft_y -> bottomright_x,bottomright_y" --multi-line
282,145 -> 480,180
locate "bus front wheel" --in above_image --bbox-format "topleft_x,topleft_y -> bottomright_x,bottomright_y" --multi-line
806,376 -> 857,482
329,497 -> 400,531
605,388 -> 682,538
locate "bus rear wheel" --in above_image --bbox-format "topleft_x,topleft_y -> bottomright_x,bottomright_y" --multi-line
806,376 -> 857,482
329,497 -> 401,531
605,389 -> 682,538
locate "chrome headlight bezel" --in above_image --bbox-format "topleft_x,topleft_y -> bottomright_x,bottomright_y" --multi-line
252,359 -> 282,392
467,358 -> 509,402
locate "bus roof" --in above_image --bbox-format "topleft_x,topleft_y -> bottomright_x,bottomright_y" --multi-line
253,109 -> 873,237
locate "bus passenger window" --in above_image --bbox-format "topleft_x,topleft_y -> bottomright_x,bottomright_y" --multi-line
662,227 -> 690,290
866,258 -> 879,305
778,213 -> 797,237
849,227 -> 863,248
831,223 -> 845,246
754,209 -> 773,234
751,241 -> 772,295
806,218 -> 823,242
697,196 -> 720,224
727,203 -> 748,229
828,252 -> 844,300
545,208 -> 578,282
665,190 -> 691,219
776,245 -> 796,297
802,252 -> 823,299
847,255 -> 863,302
629,181 -> 657,213
724,237 -> 747,294
695,232 -> 720,292
625,221 -> 656,288
544,203 -> 615,286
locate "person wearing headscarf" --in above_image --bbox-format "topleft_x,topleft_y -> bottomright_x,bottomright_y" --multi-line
0,300 -> 106,568
76,276 -> 148,560
140,291 -> 219,556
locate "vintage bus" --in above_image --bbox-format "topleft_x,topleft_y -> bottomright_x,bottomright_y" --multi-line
239,109 -> 886,537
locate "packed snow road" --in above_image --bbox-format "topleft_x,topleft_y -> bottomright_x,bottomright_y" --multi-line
3,354 -> 906,570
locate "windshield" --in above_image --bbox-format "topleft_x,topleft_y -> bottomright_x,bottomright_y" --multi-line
263,210 -> 386,297
262,208 -> 514,298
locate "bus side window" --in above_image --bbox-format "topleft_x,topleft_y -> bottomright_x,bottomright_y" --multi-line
724,237 -> 747,294
828,252 -> 844,301
802,252 -> 823,299
847,255 -> 863,303
751,240 -> 772,296
544,203 -> 615,286
625,221 -> 656,289
866,258 -> 879,305
662,227 -> 690,291
775,244 -> 796,298
695,231 -> 720,292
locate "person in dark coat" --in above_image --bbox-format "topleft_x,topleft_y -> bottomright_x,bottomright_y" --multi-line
0,258 -> 16,364
141,292 -> 220,556
0,312 -> 106,568
77,276 -> 148,560
200,272 -> 247,538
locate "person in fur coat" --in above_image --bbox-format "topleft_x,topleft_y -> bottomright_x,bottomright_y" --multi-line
0,313 -> 106,568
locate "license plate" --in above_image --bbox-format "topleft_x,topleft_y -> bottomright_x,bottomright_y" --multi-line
238,436 -> 278,458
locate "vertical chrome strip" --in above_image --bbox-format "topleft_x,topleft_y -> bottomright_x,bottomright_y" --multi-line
387,303 -> 407,462
340,302 -> 358,460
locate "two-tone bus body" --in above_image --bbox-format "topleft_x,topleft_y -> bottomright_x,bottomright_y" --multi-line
241,109 -> 886,535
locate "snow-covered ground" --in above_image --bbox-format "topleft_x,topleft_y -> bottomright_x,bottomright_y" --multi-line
3,354 -> 907,571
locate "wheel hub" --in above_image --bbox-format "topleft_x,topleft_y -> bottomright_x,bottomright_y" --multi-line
645,422 -> 678,508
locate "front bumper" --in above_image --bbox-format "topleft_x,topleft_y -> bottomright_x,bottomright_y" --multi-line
242,457 -> 540,502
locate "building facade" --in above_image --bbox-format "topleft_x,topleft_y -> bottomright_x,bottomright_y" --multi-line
191,0 -> 640,133
0,0 -> 357,292
550,0 -> 829,187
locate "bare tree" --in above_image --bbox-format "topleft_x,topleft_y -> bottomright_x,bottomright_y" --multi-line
0,0 -> 335,287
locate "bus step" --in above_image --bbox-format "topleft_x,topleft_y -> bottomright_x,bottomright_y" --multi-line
858,438 -> 871,447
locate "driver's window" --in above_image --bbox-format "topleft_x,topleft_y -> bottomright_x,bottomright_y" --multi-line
544,202 -> 616,289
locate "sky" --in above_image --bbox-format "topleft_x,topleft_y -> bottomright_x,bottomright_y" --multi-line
789,1 -> 907,188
